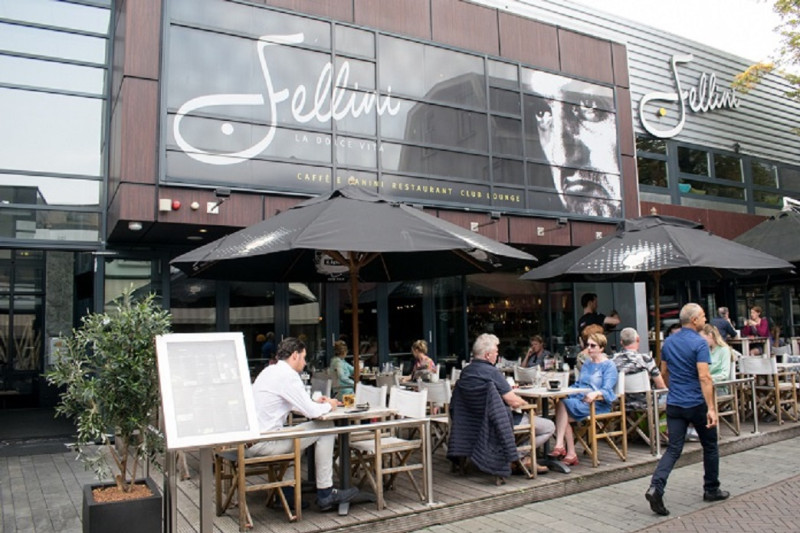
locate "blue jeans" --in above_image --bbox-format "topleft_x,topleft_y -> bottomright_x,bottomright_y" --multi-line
650,403 -> 720,494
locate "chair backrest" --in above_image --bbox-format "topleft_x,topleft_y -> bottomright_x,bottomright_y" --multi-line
450,367 -> 461,384
513,365 -> 539,384
310,376 -> 331,397
541,370 -> 569,388
738,355 -> 778,375
375,372 -> 400,389
418,379 -> 451,407
623,370 -> 651,394
615,370 -> 626,397
772,345 -> 791,362
354,382 -> 388,408
388,386 -> 428,418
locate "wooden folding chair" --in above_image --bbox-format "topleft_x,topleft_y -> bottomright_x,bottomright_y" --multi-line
350,386 -> 428,510
574,371 -> 626,467
214,438 -> 302,530
739,356 -> 798,424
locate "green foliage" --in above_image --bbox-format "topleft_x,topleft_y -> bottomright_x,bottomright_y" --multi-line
734,0 -> 800,102
46,287 -> 171,492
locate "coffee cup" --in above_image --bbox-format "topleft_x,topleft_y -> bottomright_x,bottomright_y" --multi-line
342,394 -> 356,408
547,379 -> 561,391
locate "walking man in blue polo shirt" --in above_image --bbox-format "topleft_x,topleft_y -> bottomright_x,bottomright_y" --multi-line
645,303 -> 729,516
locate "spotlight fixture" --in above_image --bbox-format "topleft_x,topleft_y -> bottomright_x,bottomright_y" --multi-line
127,221 -> 143,231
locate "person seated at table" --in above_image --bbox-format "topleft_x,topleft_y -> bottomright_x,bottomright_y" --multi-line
329,340 -> 354,396
521,335 -> 551,369
710,307 -> 737,340
769,325 -> 786,351
448,333 -> 554,475
403,339 -> 437,382
612,327 -> 667,411
550,331 -> 618,466
685,324 -> 734,440
576,324 -> 605,371
250,337 -> 358,511
741,306 -> 769,355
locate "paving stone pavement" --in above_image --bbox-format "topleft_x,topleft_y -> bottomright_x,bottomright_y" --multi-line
414,436 -> 800,533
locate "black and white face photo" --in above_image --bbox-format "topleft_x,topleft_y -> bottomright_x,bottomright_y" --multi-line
523,71 -> 621,218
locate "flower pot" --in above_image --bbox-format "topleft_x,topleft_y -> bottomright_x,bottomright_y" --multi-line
82,477 -> 162,533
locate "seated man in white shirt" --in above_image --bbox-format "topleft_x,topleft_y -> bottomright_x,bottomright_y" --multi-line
249,337 -> 358,511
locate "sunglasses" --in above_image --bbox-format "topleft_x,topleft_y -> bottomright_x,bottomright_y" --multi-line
586,342 -> 601,348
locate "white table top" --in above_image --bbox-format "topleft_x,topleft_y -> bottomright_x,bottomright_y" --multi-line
514,386 -> 592,399
318,406 -> 396,422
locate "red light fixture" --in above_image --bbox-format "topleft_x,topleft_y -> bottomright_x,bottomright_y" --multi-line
172,200 -> 181,210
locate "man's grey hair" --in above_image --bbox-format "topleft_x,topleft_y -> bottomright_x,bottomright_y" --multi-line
718,306 -> 729,317
620,327 -> 639,347
679,303 -> 703,325
472,333 -> 500,360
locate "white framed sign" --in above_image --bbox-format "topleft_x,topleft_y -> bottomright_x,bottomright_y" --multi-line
156,332 -> 260,449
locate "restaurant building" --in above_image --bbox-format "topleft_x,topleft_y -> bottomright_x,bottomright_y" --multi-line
1,0 -> 798,409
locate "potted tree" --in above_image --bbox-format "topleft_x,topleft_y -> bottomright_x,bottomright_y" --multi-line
46,287 -> 171,533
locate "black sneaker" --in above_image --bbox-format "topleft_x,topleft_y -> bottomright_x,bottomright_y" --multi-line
645,486 -> 670,516
316,487 -> 359,511
703,489 -> 730,502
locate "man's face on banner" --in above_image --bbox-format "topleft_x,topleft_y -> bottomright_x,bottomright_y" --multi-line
525,73 -> 621,217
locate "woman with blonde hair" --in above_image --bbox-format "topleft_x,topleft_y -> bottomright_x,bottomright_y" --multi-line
404,339 -> 437,382
700,324 -> 732,385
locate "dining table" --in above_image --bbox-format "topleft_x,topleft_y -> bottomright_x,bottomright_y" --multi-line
514,385 -> 591,473
318,406 -> 397,515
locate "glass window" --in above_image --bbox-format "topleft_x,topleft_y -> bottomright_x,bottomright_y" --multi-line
492,158 -> 524,185
0,209 -> 100,242
489,87 -> 521,115
0,23 -> 107,64
9,250 -> 44,293
378,36 -> 486,108
335,25 -> 374,58
0,88 -> 103,176
379,99 -> 488,152
488,60 -> 518,89
638,157 -> 668,188
335,136 -> 377,168
780,167 -> 800,191
0,56 -> 105,95
289,282 -> 324,368
491,116 -> 522,156
0,175 -> 101,207
753,189 -> 782,206
334,57 -> 375,90
677,146 -> 709,176
714,154 -> 743,182
381,143 -> 489,181
636,137 -> 666,155
752,161 -> 777,187
0,0 -> 110,33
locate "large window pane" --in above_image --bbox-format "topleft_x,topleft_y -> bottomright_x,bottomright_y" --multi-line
752,161 -> 777,187
0,174 -> 101,207
382,143 -> 489,181
678,146 -> 709,176
753,189 -> 782,206
335,25 -> 374,58
680,179 -> 744,200
636,137 -> 666,155
380,99 -> 488,152
0,0 -> 110,33
0,89 -> 103,176
0,56 -> 105,95
491,116 -> 522,156
0,23 -> 106,63
714,154 -> 743,182
780,167 -> 800,192
638,157 -> 668,188
0,209 -> 100,242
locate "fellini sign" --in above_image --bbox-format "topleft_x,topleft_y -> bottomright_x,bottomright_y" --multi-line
638,53 -> 741,139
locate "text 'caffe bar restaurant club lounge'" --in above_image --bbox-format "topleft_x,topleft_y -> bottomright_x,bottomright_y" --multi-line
2,0 -> 800,410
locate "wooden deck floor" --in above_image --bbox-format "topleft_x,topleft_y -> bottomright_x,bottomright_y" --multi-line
168,420 -> 800,533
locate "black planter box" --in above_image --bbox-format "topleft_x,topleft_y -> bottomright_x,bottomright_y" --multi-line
82,477 -> 162,533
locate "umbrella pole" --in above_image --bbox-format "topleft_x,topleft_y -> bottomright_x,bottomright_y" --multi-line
350,258 -> 360,383
654,271 -> 662,367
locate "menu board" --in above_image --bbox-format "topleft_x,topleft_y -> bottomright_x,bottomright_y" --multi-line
156,332 -> 260,449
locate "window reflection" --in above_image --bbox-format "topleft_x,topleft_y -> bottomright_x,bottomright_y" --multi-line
335,25 -> 374,58
678,146 -> 709,176
0,89 -> 103,176
0,209 -> 100,242
0,56 -> 105,95
637,157 -> 668,188
0,23 -> 107,64
714,154 -> 742,182
781,167 -> 800,192
0,174 -> 101,207
752,161 -> 777,187
0,0 -> 110,33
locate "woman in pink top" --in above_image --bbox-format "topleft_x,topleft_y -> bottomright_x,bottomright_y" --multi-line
741,305 -> 769,355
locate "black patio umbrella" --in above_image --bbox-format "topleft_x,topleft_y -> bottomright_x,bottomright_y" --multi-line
171,186 -> 536,380
734,209 -> 800,264
520,214 -> 793,361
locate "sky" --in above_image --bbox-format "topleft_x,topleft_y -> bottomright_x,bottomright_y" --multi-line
577,0 -> 784,63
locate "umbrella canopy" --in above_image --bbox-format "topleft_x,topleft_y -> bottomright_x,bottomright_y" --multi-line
520,214 -> 794,360
171,186 -> 536,379
734,209 -> 800,264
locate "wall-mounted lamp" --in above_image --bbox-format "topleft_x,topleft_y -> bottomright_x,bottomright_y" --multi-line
208,187 -> 231,214
127,221 -> 143,231
489,211 -> 502,220
556,217 -> 568,227
733,142 -> 741,154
